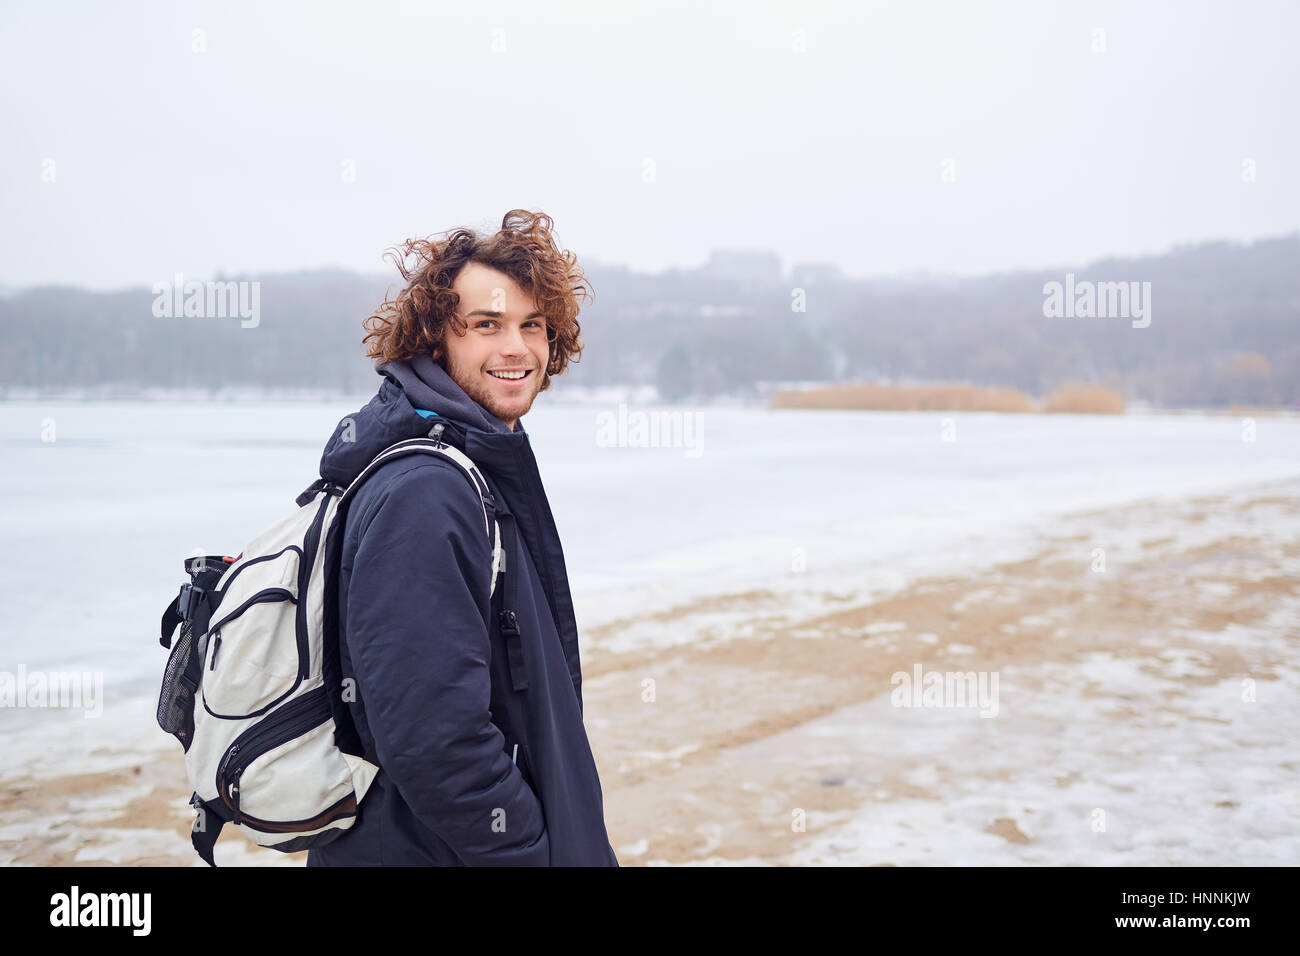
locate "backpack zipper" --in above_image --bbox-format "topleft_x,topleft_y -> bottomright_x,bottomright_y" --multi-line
207,586 -> 296,636
217,686 -> 331,827
199,583 -> 304,720
204,587 -> 295,679
213,545 -> 304,598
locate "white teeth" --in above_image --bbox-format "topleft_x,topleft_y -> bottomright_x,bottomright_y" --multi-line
489,370 -> 528,380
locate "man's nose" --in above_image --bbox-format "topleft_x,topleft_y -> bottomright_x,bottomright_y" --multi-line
500,324 -> 528,356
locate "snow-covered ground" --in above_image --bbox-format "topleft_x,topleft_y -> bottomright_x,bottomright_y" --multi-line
1,398 -> 1297,866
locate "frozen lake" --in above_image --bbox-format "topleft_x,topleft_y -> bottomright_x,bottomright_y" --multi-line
1,397 -> 1298,689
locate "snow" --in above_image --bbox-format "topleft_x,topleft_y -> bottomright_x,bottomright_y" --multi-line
1,398 -> 1298,866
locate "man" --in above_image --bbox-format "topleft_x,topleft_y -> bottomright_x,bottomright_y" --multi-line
306,210 -> 617,866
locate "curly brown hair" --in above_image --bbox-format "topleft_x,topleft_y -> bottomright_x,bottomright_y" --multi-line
362,209 -> 589,391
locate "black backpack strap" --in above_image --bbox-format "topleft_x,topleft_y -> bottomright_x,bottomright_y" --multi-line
159,599 -> 183,650
496,512 -> 529,692
322,504 -> 366,763
296,477 -> 344,508
189,792 -> 233,867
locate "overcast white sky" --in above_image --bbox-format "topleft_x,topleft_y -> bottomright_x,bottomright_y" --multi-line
1,0 -> 1296,290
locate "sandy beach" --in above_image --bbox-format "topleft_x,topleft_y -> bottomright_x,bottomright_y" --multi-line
3,477 -> 1297,866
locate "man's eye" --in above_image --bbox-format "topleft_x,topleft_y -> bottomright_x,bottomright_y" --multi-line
472,319 -> 544,331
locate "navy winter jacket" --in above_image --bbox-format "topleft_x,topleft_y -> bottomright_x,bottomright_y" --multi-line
305,355 -> 618,866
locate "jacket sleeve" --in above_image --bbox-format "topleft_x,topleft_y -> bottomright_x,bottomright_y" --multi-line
344,459 -> 549,865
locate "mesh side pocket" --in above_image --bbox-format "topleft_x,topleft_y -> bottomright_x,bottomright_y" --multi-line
157,619 -> 201,752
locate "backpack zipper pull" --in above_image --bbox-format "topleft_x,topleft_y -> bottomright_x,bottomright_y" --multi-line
220,745 -> 243,824
228,770 -> 243,825
209,633 -> 223,670
220,744 -> 240,776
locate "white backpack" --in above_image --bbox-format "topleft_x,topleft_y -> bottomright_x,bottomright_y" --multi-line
156,422 -> 504,865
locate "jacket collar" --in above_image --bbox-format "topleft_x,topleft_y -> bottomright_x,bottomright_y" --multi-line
319,357 -> 537,488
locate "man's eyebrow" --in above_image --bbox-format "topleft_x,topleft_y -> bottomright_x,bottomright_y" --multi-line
465,309 -> 545,320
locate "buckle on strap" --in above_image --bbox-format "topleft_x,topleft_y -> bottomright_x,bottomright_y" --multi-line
498,609 -> 520,636
177,583 -> 205,622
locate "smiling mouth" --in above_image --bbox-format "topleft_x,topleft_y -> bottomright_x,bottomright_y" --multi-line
486,368 -> 534,383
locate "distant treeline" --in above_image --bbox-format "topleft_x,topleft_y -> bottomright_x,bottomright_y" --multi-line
1,234 -> 1296,407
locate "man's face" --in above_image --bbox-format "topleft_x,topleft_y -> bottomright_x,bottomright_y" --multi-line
440,261 -> 550,431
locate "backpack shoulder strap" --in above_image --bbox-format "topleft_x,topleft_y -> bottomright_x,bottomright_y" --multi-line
326,424 -> 507,768
327,423 -> 504,594
494,510 -> 528,692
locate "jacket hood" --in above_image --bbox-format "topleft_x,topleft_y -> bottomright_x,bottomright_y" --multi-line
383,353 -> 517,437
319,356 -> 530,489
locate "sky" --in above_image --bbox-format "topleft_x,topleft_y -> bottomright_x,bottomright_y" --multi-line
1,0 -> 1296,291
